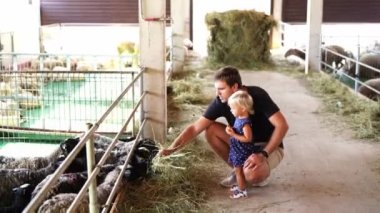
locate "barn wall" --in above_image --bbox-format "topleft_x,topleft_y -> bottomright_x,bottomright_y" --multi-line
283,0 -> 380,23
41,0 -> 171,25
0,0 -> 40,53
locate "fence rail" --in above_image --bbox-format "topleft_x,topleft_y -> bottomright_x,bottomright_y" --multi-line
320,46 -> 380,99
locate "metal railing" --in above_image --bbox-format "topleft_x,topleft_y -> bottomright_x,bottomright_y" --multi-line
23,67 -> 146,212
279,22 -> 380,101
320,44 -> 380,99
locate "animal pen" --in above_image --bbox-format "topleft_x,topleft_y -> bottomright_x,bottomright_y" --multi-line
0,53 -> 140,157
0,52 -> 155,212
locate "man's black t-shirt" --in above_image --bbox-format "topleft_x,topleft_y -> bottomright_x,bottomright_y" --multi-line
203,86 -> 282,147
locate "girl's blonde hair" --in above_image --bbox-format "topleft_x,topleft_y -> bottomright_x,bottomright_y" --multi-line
228,90 -> 254,114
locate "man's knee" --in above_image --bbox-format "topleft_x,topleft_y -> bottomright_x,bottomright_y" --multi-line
205,122 -> 227,142
244,161 -> 270,184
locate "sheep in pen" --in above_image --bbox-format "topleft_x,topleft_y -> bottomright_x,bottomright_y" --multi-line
0,134 -> 159,212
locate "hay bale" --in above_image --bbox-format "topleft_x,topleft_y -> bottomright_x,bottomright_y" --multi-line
205,9 -> 277,69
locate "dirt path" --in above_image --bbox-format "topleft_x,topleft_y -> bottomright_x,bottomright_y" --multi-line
204,71 -> 380,213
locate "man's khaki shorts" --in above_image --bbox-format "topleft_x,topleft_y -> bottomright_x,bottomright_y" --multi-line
268,147 -> 284,171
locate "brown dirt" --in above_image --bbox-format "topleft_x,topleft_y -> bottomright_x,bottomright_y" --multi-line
181,62 -> 380,212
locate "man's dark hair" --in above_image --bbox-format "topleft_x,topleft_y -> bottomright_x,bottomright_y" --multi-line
214,66 -> 242,88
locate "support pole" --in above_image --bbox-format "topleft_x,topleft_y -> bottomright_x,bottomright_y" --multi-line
271,0 -> 283,49
139,0 -> 167,142
305,0 -> 323,74
171,0 -> 186,73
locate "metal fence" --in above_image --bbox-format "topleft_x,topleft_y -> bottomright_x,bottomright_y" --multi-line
23,67 -> 146,212
279,22 -> 380,101
320,44 -> 380,100
0,52 -> 143,212
0,69 -> 138,142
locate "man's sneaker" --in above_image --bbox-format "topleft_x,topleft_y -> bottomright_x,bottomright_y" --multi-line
219,172 -> 236,188
252,177 -> 270,187
230,189 -> 248,199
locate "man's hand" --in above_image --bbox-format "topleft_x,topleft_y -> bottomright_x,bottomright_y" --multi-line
159,147 -> 177,157
243,153 -> 266,170
243,153 -> 270,184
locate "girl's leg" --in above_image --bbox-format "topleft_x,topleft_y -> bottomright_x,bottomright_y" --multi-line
230,166 -> 248,199
235,166 -> 246,191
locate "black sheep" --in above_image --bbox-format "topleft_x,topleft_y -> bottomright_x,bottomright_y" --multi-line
0,183 -> 34,213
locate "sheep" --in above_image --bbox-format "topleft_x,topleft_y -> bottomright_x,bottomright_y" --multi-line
0,100 -> 20,127
284,48 -> 305,61
17,91 -> 41,109
0,146 -> 61,170
37,193 -> 88,213
284,45 -> 353,71
37,167 -> 124,212
17,73 -> 42,96
0,82 -> 13,96
0,183 -> 34,213
320,45 -> 352,70
0,136 -> 158,211
0,148 -> 61,206
31,172 -> 88,200
358,78 -> 380,101
342,53 -> 380,80
0,165 -> 55,207
35,138 -> 158,211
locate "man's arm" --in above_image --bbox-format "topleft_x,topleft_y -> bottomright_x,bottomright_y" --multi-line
263,111 -> 289,154
244,111 -> 288,170
160,116 -> 213,156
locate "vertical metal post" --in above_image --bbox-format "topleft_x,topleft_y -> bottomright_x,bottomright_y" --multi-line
0,35 -> 3,69
354,36 -> 360,92
11,32 -> 14,53
67,57 -> 72,131
12,54 -> 20,126
132,72 -> 135,136
86,123 -> 98,213
139,69 -> 144,136
39,56 -> 46,129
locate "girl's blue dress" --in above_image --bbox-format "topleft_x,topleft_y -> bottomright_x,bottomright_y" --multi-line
228,118 -> 255,167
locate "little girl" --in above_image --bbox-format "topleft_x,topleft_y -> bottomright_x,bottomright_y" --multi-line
226,90 -> 255,199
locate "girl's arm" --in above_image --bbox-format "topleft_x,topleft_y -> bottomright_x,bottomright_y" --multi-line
232,123 -> 252,143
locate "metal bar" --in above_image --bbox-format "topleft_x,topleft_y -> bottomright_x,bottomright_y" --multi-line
67,57 -> 72,131
0,52 -> 136,61
86,123 -> 99,213
102,119 -> 147,213
132,72 -> 135,136
67,93 -> 146,212
354,36 -> 361,92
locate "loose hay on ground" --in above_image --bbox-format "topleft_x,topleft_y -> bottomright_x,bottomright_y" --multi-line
116,65 -> 217,212
278,59 -> 380,141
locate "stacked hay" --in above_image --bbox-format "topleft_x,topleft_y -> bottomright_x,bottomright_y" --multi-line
205,9 -> 277,69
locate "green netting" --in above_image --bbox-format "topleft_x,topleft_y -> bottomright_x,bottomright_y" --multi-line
205,9 -> 277,69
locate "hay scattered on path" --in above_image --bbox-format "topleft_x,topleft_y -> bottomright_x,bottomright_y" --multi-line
119,64 -> 217,212
277,59 -> 380,141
